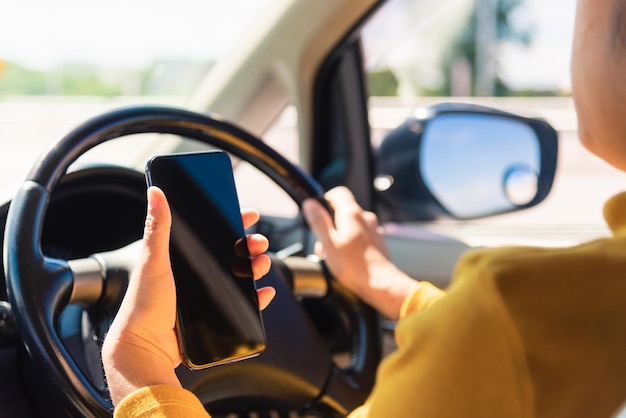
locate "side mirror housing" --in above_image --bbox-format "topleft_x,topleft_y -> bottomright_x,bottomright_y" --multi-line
375,103 -> 558,221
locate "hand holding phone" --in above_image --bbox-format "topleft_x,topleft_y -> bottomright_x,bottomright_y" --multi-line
145,150 -> 266,370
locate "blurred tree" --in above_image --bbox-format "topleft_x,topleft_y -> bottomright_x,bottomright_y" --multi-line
61,73 -> 122,96
367,68 -> 399,96
439,0 -> 533,96
0,61 -> 128,97
0,62 -> 47,96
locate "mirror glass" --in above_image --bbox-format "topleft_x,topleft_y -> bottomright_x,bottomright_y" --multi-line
420,113 -> 541,218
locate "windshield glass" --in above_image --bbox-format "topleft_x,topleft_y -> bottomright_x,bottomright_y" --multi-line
0,0 -> 268,187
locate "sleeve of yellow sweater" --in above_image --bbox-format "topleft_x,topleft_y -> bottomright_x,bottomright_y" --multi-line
399,281 -> 446,317
349,281 -> 446,418
349,259 -> 532,418
114,384 -> 210,417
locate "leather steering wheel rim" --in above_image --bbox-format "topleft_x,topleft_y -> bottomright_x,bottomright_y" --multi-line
4,105 -> 381,416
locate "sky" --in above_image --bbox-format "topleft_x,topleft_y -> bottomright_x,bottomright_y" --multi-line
500,0 -> 576,91
0,0 -> 577,91
0,0 -> 268,70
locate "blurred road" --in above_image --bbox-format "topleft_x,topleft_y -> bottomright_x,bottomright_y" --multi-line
0,96 -> 185,189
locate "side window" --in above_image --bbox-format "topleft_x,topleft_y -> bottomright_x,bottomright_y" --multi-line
363,0 -> 477,148
360,0 -> 621,246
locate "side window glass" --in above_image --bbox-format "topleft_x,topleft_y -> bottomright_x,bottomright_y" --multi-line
360,0 -> 621,245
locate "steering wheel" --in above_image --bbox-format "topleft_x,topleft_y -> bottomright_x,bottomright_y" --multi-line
4,105 -> 381,417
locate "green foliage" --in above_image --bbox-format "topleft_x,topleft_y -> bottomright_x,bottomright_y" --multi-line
61,73 -> 122,96
510,88 -> 570,97
0,59 -> 208,97
0,61 -> 125,97
367,68 -> 399,96
0,62 -> 47,95
434,0 -> 536,97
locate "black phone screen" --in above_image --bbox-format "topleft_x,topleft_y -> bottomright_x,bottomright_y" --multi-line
146,150 -> 265,369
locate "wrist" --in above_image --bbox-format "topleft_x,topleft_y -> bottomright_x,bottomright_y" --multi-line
103,335 -> 182,405
362,262 -> 420,320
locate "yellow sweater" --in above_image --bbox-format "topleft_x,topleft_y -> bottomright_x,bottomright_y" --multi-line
115,192 -> 626,417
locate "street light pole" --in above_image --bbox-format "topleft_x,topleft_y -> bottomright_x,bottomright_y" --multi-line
475,0 -> 497,96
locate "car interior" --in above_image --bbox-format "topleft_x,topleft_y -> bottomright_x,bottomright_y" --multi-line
0,0 -> 585,416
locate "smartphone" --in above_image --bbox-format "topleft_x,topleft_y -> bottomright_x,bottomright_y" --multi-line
145,150 -> 266,370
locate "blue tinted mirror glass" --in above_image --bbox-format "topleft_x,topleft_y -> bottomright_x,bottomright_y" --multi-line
420,114 -> 541,218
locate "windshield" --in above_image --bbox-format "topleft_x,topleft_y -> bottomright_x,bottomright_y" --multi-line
0,0 -> 268,187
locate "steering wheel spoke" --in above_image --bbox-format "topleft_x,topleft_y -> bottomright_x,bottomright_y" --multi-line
278,255 -> 329,298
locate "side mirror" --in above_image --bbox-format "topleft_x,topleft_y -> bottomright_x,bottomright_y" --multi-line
375,103 -> 558,221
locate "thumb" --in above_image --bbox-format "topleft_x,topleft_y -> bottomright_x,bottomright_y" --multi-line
114,186 -> 175,326
139,186 -> 173,276
302,198 -> 334,246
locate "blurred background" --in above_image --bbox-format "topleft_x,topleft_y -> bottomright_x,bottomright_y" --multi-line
1,0 -> 622,246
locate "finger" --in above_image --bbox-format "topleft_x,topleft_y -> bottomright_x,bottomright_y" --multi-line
324,186 -> 360,212
251,253 -> 272,279
362,211 -> 380,229
314,241 -> 327,260
324,186 -> 363,231
302,198 -> 335,245
247,233 -> 269,256
257,286 -> 276,310
241,208 -> 260,230
119,187 -> 174,319
139,186 -> 173,276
